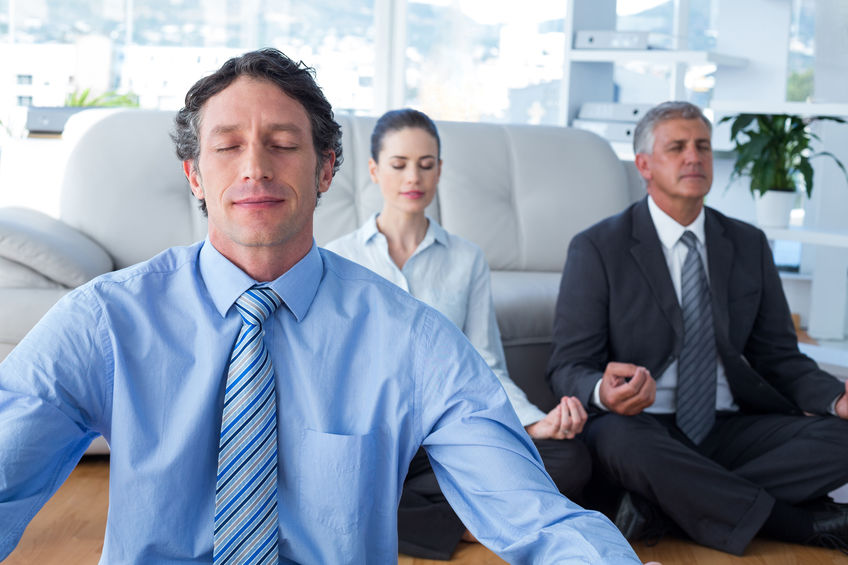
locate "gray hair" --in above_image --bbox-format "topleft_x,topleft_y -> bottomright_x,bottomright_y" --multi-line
633,101 -> 712,155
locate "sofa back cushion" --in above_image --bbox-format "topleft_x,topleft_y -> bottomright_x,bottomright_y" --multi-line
60,109 -> 207,269
319,118 -> 633,274
59,110 -> 634,275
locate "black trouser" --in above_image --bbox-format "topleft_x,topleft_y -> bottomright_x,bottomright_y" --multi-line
397,438 -> 592,560
584,411 -> 848,555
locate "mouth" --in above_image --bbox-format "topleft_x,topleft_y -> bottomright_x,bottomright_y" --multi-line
233,196 -> 285,208
400,191 -> 425,199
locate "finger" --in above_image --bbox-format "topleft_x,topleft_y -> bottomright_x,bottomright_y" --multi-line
605,361 -> 640,378
556,398 -> 574,439
565,397 -> 588,433
562,399 -> 581,437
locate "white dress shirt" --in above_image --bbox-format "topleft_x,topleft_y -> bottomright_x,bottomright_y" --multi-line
326,213 -> 547,426
593,196 -> 738,413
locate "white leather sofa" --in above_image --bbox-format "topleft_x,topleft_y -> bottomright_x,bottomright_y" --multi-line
0,108 -> 643,416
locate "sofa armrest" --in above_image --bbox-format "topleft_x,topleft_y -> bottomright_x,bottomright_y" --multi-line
0,207 -> 114,288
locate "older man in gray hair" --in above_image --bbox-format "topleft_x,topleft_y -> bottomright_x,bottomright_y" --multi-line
547,100 -> 848,555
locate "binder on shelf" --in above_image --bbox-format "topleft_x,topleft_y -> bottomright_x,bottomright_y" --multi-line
573,119 -> 637,143
578,102 -> 654,123
574,30 -> 650,50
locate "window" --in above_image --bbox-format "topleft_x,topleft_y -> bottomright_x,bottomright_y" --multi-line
17,95 -> 33,106
16,74 -> 33,85
404,0 -> 566,124
0,0 -> 377,115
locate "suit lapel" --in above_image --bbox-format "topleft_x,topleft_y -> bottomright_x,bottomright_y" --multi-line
629,198 -> 683,339
704,209 -> 733,347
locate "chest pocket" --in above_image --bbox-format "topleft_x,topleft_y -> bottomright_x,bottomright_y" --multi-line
297,428 -> 377,534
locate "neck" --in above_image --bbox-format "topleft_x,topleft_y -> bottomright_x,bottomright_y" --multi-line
649,192 -> 703,227
209,233 -> 312,282
375,207 -> 429,251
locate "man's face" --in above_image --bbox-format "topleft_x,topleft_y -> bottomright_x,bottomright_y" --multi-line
184,76 -> 333,260
636,117 -> 713,208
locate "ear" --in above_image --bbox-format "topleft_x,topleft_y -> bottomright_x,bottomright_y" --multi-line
436,158 -> 443,182
183,160 -> 204,199
634,153 -> 653,183
317,152 -> 335,195
368,157 -> 379,185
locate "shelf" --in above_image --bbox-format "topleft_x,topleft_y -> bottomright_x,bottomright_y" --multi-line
567,49 -> 748,68
711,101 -> 848,117
763,227 -> 848,249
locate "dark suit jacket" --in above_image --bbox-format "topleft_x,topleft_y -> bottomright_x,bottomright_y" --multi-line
546,197 -> 843,415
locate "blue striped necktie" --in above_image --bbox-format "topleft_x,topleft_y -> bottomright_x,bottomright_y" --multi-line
214,286 -> 283,564
675,231 -> 717,445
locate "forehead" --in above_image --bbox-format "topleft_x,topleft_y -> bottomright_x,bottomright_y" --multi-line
198,76 -> 312,138
380,127 -> 438,156
653,117 -> 711,143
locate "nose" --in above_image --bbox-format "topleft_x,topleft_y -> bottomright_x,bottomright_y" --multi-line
404,166 -> 421,185
241,143 -> 273,181
683,143 -> 701,164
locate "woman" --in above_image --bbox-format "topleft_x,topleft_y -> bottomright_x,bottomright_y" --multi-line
325,109 -> 591,561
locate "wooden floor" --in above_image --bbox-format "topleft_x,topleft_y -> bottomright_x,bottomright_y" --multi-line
6,459 -> 848,564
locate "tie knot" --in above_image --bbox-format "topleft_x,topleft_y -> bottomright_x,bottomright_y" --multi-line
235,286 -> 283,326
680,230 -> 698,251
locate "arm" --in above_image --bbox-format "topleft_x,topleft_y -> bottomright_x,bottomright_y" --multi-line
416,312 -> 640,564
0,288 -> 110,559
461,251 -> 546,426
546,233 -> 655,415
546,233 -> 613,407
740,229 -> 843,413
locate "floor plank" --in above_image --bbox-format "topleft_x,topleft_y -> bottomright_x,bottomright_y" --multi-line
6,459 -> 848,564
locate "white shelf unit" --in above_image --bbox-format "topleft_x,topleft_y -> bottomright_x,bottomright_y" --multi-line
560,0 -> 750,127
764,226 -> 848,343
567,49 -> 747,68
712,101 -> 848,118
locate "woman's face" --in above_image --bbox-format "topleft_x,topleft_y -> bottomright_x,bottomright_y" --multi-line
370,127 -> 441,216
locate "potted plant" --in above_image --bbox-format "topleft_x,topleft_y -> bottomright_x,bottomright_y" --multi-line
719,113 -> 848,227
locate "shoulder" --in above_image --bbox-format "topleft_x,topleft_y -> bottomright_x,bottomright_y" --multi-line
319,248 -> 459,331
441,230 -> 487,265
323,229 -> 363,257
573,200 -> 640,248
69,243 -> 202,307
705,206 -> 766,243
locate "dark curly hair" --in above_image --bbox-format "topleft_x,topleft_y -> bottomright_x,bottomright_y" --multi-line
172,48 -> 343,214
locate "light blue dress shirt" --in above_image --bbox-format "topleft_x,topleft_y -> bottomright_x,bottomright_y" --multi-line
0,239 -> 639,564
326,214 -> 547,426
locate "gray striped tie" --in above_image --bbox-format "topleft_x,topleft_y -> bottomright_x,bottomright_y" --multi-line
676,231 -> 717,445
214,286 -> 282,564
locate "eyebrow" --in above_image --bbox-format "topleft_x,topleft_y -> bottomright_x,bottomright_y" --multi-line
388,154 -> 437,160
208,123 -> 305,136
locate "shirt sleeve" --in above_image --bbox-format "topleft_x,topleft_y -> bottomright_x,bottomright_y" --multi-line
0,287 -> 111,559
462,250 -> 546,427
414,309 -> 640,564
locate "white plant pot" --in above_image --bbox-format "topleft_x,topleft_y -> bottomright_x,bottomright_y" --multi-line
754,191 -> 797,228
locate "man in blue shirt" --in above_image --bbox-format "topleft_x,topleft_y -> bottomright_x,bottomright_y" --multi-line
0,49 -> 642,563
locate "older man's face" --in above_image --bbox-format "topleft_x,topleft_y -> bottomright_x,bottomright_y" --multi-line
184,76 -> 333,263
638,117 -> 713,211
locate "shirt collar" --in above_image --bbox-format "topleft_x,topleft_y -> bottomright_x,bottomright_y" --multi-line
362,212 -> 448,248
199,237 -> 322,322
647,195 -> 706,250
